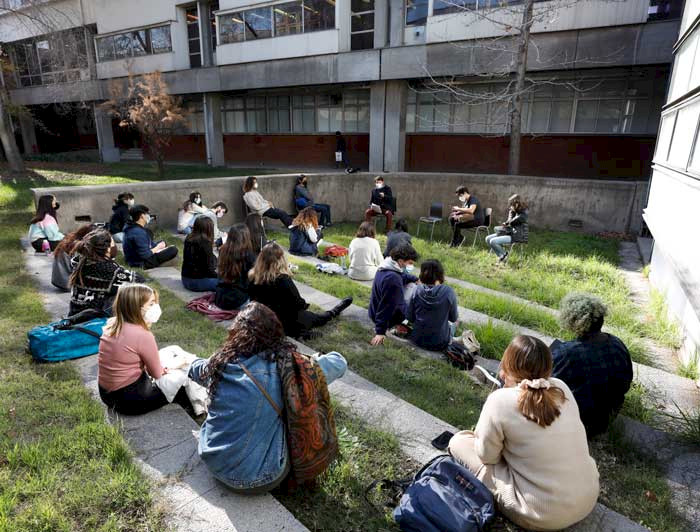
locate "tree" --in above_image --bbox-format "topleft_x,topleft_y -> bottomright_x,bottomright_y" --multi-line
103,72 -> 187,178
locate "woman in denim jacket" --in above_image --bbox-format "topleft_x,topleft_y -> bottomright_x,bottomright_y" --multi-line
189,302 -> 347,493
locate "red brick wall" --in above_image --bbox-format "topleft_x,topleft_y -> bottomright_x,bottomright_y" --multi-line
406,134 -> 656,178
149,135 -> 207,162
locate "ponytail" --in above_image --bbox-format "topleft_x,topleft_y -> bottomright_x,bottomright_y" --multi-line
69,229 -> 112,287
516,378 -> 566,428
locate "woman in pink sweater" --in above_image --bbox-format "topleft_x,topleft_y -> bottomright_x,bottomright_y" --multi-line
98,283 -> 170,415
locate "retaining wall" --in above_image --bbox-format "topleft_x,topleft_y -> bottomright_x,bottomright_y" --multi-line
32,172 -> 648,234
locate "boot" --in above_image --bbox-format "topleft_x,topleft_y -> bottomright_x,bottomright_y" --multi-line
329,297 -> 353,318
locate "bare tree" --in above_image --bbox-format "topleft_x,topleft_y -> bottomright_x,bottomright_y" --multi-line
103,72 -> 187,178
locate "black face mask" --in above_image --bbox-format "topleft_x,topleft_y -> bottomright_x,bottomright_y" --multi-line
109,245 -> 118,259
54,202 -> 60,210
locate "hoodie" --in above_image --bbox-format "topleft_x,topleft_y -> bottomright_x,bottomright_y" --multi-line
122,221 -> 154,267
407,284 -> 459,351
368,257 -> 417,335
109,202 -> 130,235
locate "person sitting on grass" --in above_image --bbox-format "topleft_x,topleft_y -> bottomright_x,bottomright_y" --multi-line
182,216 -> 218,292
550,293 -> 633,438
98,284 -> 190,415
123,204 -> 178,269
28,194 -> 64,253
248,242 -> 352,340
364,176 -> 394,234
215,224 -> 256,311
368,243 -> 419,346
289,207 -> 323,257
348,221 -> 384,281
188,201 -> 228,244
108,192 -> 134,243
294,175 -> 332,227
407,259 -> 459,352
69,229 -> 144,317
188,302 -> 347,493
51,223 -> 95,291
384,218 -> 412,257
178,191 -> 207,235
486,194 -> 528,263
449,186 -> 484,248
449,335 -> 599,531
242,176 -> 293,227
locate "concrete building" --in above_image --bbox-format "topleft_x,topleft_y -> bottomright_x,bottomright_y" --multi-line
0,0 -> 682,176
644,1 -> 700,367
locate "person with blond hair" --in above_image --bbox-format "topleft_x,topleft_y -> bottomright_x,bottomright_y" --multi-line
248,243 -> 351,339
288,206 -> 323,256
98,284 -> 175,415
348,221 -> 383,281
449,335 -> 599,531
551,293 -> 633,437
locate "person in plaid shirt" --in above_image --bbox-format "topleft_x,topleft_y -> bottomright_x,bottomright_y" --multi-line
551,293 -> 633,438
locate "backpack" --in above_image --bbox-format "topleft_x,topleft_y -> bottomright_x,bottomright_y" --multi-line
393,455 -> 496,532
27,317 -> 107,362
322,244 -> 348,258
444,342 -> 476,371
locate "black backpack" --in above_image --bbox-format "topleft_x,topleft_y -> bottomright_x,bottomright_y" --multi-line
444,342 -> 475,371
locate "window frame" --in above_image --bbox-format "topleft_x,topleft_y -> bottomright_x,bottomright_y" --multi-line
95,24 -> 172,63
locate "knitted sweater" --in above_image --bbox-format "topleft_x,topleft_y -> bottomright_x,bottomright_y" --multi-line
348,237 -> 383,281
69,259 -> 145,316
243,190 -> 271,216
473,378 -> 599,530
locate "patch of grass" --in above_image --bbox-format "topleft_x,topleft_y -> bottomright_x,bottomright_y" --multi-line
620,382 -> 657,425
661,403 -> 700,446
644,289 -> 682,350
291,259 -> 373,309
677,351 -> 699,381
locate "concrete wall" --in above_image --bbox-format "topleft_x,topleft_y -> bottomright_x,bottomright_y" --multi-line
216,30 -> 340,65
0,0 -> 93,42
33,172 -> 648,235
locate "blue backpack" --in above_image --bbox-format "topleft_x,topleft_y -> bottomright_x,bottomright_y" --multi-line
393,455 -> 496,532
28,317 -> 107,362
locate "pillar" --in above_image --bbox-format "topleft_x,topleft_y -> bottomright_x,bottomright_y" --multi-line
203,92 -> 225,167
369,80 -> 407,172
369,81 -> 386,172
198,1 -> 215,67
93,103 -> 120,163
374,0 -> 389,49
19,113 -> 38,155
389,0 -> 405,47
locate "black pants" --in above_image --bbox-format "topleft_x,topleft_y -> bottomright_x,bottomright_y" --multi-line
312,204 -> 332,226
263,208 -> 294,227
99,372 -> 191,416
31,238 -> 61,252
143,246 -> 178,270
292,309 -> 333,338
450,219 -> 481,245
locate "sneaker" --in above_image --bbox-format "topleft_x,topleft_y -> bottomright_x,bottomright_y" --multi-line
344,168 -> 351,174
330,297 -> 353,317
499,251 -> 509,263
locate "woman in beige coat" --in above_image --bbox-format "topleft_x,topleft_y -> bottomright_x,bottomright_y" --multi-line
449,335 -> 599,531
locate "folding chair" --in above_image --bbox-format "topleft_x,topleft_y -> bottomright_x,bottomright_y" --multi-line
459,207 -> 492,248
417,202 -> 443,242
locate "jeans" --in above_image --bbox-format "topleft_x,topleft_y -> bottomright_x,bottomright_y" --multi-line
182,276 -> 219,292
486,234 -> 512,258
112,232 -> 124,243
143,246 -> 178,269
263,208 -> 294,227
364,208 -> 393,233
312,203 -> 332,226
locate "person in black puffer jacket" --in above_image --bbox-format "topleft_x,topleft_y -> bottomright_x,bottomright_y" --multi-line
108,192 -> 134,243
485,194 -> 529,263
69,229 -> 145,316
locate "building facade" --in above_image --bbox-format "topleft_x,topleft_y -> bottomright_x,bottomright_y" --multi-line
0,0 -> 682,176
645,1 -> 700,367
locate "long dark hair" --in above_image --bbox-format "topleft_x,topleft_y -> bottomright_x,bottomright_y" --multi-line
31,195 -> 57,224
69,229 -> 113,286
509,194 -> 528,213
54,224 -> 96,259
218,224 -> 253,282
245,213 -> 265,254
201,302 -> 294,396
186,216 -> 214,245
114,192 -> 133,206
243,176 -> 257,193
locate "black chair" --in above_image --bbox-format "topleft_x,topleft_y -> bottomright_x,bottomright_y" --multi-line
460,207 -> 492,248
417,202 -> 443,242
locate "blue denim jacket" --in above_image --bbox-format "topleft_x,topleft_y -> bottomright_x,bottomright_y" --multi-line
189,351 -> 347,490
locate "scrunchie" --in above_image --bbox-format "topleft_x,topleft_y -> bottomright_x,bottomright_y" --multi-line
519,378 -> 551,390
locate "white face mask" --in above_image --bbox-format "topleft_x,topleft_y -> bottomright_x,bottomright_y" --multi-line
458,195 -> 466,203
253,183 -> 259,189
127,199 -> 135,207
194,197 -> 202,205
216,210 -> 225,219
144,214 -> 151,225
375,183 -> 384,189
143,303 -> 162,324
404,264 -> 415,273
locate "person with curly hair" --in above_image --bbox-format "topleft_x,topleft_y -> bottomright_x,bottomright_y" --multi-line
550,293 -> 633,437
187,302 -> 347,493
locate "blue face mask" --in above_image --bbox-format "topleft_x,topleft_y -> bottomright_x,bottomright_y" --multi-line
403,264 -> 415,274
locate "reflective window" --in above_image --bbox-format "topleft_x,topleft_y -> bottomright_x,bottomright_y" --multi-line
220,13 -> 245,44
96,25 -> 171,62
245,7 -> 273,40
406,0 -> 429,25
275,2 -> 303,36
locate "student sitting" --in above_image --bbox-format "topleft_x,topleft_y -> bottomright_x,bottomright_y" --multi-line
98,284 -> 180,415
51,223 -> 95,291
368,243 -> 419,346
551,293 -> 633,438
28,194 -> 64,252
364,176 -> 394,233
249,243 -> 352,339
108,192 -> 134,243
177,191 -> 207,235
348,222 -> 383,281
215,224 -> 256,311
242,176 -> 293,227
289,207 -> 323,257
245,213 -> 266,255
448,335 -> 599,531
123,204 -> 178,269
407,259 -> 459,351
383,218 -> 412,257
294,175 -> 332,226
188,201 -> 228,243
486,194 -> 528,263
449,186 -> 484,247
69,229 -> 144,316
188,302 -> 347,493
182,216 -> 218,292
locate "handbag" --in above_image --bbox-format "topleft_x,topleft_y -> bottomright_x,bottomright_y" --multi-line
335,151 -> 343,162
28,317 -> 107,362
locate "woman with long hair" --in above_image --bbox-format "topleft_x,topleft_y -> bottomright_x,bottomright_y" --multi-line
348,221 -> 383,281
288,206 -> 322,256
245,213 -> 266,255
215,224 -> 256,310
294,175 -> 332,226
486,194 -> 529,263
249,243 -> 352,339
178,191 -> 207,234
28,194 -> 64,252
51,223 -> 96,291
188,302 -> 347,493
69,229 -> 144,316
242,176 -> 293,227
448,335 -> 599,530
182,216 -> 218,292
108,192 -> 134,243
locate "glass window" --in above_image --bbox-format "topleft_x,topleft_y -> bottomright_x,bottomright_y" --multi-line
488,100 -> 508,134
220,13 -> 245,43
245,7 -> 273,40
655,113 -> 675,162
406,0 -> 429,25
275,2 -> 303,36
351,12 -> 374,32
96,36 -> 115,62
114,33 -> 132,59
689,128 -> 700,175
548,100 -> 572,132
352,0 -> 374,11
267,96 -> 291,132
224,111 -> 246,133
529,101 -> 550,132
433,0 -> 476,15
668,100 -> 700,169
150,26 -> 172,53
36,40 -> 51,71
303,0 -> 335,32
574,100 -> 598,132
131,30 -> 149,56
596,100 -> 622,133
351,33 -> 374,50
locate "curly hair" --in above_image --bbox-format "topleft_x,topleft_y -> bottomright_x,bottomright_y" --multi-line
558,292 -> 607,338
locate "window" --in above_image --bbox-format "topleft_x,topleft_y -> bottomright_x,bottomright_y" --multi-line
222,97 -> 246,133
150,26 -> 172,54
351,0 -> 374,50
220,14 -> 245,44
131,30 -> 149,56
406,0 -> 429,25
246,97 -> 267,132
96,25 -> 171,62
655,113 -> 676,162
433,0 -> 476,15
275,2 -> 303,35
267,96 -> 291,132
668,100 -> 700,169
187,6 -> 202,68
303,0 -> 335,32
292,95 -> 316,132
245,7 -> 273,40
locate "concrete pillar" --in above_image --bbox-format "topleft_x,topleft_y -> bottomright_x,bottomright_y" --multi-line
338,0 -> 352,52
369,81 -> 386,173
198,1 -> 215,67
389,0 -> 405,47
19,113 -> 38,155
93,103 -> 120,163
374,0 -> 389,48
203,93 -> 225,167
369,80 -> 407,172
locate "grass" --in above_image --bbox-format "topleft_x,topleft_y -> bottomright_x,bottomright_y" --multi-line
645,289 -> 682,350
677,351 -> 699,381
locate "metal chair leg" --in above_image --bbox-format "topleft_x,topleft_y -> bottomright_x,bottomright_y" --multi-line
429,222 -> 435,242
417,222 -> 421,238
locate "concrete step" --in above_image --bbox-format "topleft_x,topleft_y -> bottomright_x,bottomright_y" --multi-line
121,148 -> 144,161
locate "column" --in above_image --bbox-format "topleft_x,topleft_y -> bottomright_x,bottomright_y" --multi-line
203,92 -> 225,167
384,80 -> 407,172
19,113 -> 38,155
369,81 -> 386,173
198,1 -> 215,68
93,103 -> 120,163
374,0 -> 389,49
388,0 -> 405,47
